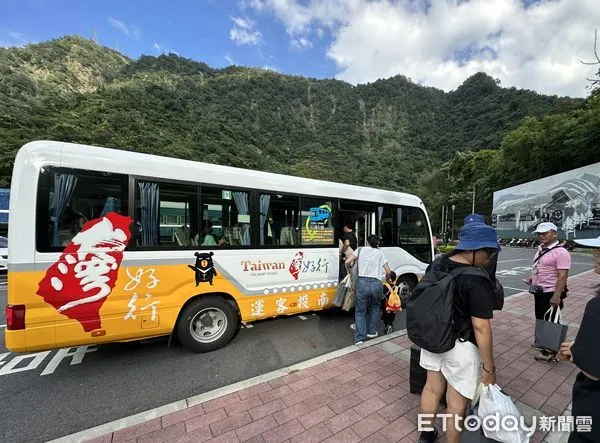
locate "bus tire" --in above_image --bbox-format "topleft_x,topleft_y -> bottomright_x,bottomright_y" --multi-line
177,296 -> 238,353
397,275 -> 416,300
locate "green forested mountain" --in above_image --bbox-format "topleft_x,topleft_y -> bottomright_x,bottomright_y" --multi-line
0,35 -> 592,229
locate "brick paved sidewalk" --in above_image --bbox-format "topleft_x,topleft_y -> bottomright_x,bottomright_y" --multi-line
82,271 -> 598,443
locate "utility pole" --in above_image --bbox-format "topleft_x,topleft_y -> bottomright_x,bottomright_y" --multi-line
451,204 -> 456,240
441,205 -> 446,239
467,186 -> 476,214
92,28 -> 97,43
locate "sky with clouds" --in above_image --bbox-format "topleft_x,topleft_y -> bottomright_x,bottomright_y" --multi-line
1,0 -> 599,98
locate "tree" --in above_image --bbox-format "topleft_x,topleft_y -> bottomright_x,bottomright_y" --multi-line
581,28 -> 600,91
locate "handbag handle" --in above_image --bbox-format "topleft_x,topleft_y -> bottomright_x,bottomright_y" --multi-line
544,306 -> 562,323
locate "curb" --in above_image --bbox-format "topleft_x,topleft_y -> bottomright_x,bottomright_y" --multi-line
47,330 -> 408,442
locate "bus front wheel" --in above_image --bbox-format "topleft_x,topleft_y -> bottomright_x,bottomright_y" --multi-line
397,275 -> 416,302
177,296 -> 238,353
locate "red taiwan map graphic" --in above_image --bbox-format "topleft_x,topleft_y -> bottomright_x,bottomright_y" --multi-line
37,212 -> 132,332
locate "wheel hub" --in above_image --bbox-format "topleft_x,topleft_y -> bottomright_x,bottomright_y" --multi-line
189,307 -> 228,343
200,313 -> 215,328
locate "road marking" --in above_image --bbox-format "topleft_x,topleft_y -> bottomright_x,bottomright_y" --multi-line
497,258 -> 530,263
0,282 -> 6,286
0,324 -> 5,329
298,315 -> 308,320
244,324 -> 254,328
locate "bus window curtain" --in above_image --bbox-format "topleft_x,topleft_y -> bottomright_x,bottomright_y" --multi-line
138,182 -> 159,247
101,197 -> 118,217
51,174 -> 78,247
233,191 -> 250,246
189,192 -> 199,245
259,194 -> 271,245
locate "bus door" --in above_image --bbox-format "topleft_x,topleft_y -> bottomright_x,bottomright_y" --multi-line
339,200 -> 377,247
356,212 -> 376,246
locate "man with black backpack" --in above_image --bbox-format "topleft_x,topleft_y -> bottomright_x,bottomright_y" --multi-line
407,220 -> 500,443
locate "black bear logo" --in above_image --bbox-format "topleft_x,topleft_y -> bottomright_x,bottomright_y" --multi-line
188,252 -> 218,286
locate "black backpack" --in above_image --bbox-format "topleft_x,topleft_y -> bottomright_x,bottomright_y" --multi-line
406,258 -> 494,353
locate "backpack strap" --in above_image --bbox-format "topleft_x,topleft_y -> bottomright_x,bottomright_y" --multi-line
384,281 -> 399,293
444,265 -> 492,343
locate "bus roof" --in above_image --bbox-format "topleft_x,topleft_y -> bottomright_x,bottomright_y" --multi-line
13,140 -> 424,207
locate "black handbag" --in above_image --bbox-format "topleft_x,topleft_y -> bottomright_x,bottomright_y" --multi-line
534,307 -> 568,352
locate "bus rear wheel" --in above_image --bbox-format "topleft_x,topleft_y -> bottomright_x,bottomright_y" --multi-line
177,296 -> 238,353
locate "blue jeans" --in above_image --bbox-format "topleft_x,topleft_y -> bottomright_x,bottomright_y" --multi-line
354,277 -> 382,342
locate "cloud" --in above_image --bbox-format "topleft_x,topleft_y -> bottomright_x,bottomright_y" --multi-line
108,17 -> 141,40
262,65 -> 280,72
224,53 -> 235,64
290,37 -> 313,50
9,32 -> 28,44
231,16 -> 254,29
131,25 -> 141,40
0,31 -> 29,47
229,16 -> 262,45
153,43 -> 178,55
239,0 -> 266,12
246,0 -> 600,97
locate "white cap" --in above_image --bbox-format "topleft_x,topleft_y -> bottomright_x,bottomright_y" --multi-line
574,236 -> 600,248
534,222 -> 558,233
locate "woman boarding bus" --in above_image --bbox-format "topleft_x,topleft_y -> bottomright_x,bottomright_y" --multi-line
5,141 -> 433,353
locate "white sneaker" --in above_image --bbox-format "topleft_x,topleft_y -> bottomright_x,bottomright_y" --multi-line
367,332 -> 378,339
355,341 -> 364,345
349,323 -> 356,330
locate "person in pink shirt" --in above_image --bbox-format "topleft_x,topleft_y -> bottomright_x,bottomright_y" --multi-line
525,222 -> 571,362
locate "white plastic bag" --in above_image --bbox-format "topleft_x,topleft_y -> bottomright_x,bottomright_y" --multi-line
477,384 -> 529,443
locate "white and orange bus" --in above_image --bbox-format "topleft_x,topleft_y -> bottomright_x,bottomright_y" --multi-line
5,141 -> 433,353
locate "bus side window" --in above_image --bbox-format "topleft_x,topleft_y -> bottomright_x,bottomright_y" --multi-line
378,206 -> 394,247
36,168 -> 129,252
259,193 -> 300,247
134,181 -> 198,248
200,187 -> 253,247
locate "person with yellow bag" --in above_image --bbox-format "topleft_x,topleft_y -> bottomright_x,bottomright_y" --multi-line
381,271 -> 404,334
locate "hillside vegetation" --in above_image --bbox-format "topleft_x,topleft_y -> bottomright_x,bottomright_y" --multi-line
1,35 -> 597,230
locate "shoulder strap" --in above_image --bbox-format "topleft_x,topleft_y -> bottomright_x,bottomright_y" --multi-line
534,243 -> 564,264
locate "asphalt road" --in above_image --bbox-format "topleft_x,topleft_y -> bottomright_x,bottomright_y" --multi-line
0,247 -> 594,443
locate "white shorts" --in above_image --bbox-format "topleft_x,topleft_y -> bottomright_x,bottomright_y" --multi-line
419,339 -> 481,400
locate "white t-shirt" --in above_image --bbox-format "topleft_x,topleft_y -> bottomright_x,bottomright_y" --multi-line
356,246 -> 388,279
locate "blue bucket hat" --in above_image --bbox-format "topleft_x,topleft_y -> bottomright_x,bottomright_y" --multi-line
456,219 -> 499,251
464,214 -> 484,225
